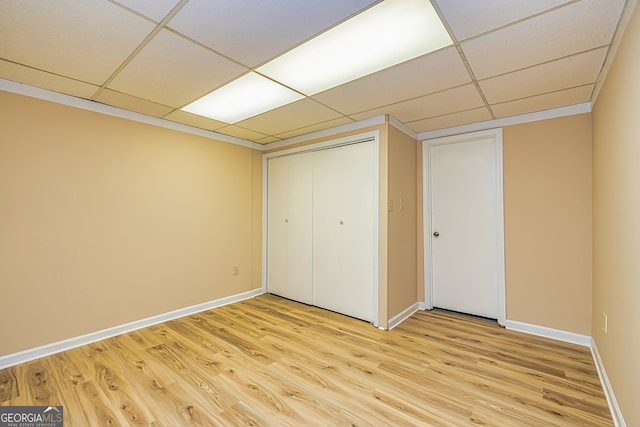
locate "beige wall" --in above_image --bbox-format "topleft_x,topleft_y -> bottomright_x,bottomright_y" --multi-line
0,91 -> 262,356
592,2 -> 640,425
503,114 -> 592,335
387,125 -> 418,319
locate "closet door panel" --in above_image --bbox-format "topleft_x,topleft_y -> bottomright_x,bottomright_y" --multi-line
311,148 -> 342,313
313,142 -> 376,322
286,153 -> 313,304
339,142 -> 376,320
267,153 -> 313,304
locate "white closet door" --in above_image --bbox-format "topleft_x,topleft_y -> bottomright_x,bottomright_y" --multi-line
267,153 -> 313,304
312,142 -> 376,322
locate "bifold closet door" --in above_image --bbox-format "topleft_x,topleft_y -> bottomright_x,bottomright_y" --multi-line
312,142 -> 376,322
267,153 -> 313,304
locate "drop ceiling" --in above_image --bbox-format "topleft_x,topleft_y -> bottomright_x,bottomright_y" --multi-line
0,0 -> 630,145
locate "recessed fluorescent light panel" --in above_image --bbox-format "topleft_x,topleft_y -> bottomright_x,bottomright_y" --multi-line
181,72 -> 303,123
182,0 -> 452,123
257,0 -> 453,95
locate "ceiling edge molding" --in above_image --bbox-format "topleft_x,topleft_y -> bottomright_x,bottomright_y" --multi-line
389,115 -> 418,140
0,78 -> 263,150
591,0 -> 639,104
263,115 -> 386,150
417,102 -> 592,141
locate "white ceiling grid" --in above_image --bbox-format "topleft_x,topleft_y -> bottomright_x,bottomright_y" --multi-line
0,0 -> 629,144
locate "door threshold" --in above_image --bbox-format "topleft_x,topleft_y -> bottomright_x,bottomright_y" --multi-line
432,307 -> 498,324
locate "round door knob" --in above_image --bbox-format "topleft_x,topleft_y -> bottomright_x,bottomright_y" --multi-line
340,220 -> 344,225
285,219 -> 288,223
433,231 -> 439,237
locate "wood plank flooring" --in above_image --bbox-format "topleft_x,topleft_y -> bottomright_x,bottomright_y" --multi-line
0,294 -> 612,426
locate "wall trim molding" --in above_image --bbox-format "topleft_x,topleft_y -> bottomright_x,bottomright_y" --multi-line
263,131 -> 379,159
387,303 -> 420,330
498,319 -> 625,424
590,338 -> 626,427
0,288 -> 263,370
591,0 -> 639,104
503,319 -> 591,347
1,78 -> 593,153
504,321 -> 624,423
389,115 -> 418,139
417,103 -> 591,141
263,115 -> 386,151
377,306 -> 625,424
0,78 -> 264,150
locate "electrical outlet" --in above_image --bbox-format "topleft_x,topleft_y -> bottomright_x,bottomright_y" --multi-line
233,266 -> 240,276
603,312 -> 608,334
388,200 -> 394,212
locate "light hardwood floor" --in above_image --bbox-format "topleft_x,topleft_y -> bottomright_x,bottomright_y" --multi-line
0,294 -> 612,426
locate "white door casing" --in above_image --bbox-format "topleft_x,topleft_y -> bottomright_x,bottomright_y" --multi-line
422,128 -> 505,324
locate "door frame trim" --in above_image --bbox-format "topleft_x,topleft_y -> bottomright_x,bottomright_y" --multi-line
262,130 -> 380,327
421,128 -> 506,325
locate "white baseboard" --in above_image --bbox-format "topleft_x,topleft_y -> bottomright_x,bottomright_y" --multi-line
487,320 -> 625,424
418,301 -> 431,311
392,312 -> 623,424
590,338 -> 626,427
503,319 -> 591,347
1,294 -> 625,427
0,288 -> 264,369
387,302 -> 420,330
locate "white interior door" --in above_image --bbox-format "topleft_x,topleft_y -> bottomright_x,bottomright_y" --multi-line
267,153 -> 313,304
429,133 -> 503,319
312,142 -> 376,322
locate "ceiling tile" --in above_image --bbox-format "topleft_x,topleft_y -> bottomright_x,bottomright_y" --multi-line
351,83 -> 485,123
313,46 -> 470,115
0,60 -> 99,99
164,110 -> 227,132
167,0 -> 378,67
491,85 -> 594,118
434,0 -> 571,41
0,0 -> 155,84
0,0 -> 626,140
410,107 -> 493,134
274,117 -> 354,141
479,47 -> 607,104
108,29 -> 248,107
94,89 -> 174,117
236,99 -> 344,136
111,0 -> 181,22
461,0 -> 625,79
